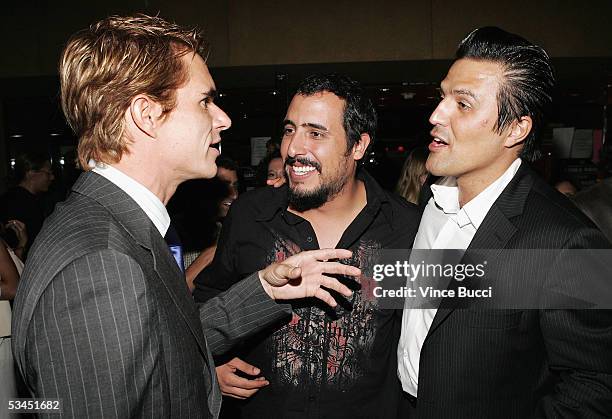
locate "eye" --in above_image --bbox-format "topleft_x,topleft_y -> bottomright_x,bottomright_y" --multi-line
457,101 -> 470,110
201,97 -> 212,109
267,172 -> 278,179
309,131 -> 322,139
283,126 -> 295,136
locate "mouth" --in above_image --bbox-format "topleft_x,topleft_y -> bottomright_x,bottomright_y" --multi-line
284,156 -> 321,181
221,199 -> 233,208
290,164 -> 317,177
210,134 -> 222,153
429,130 -> 449,150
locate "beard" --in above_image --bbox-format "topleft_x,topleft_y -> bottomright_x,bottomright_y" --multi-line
288,185 -> 332,212
286,164 -> 351,212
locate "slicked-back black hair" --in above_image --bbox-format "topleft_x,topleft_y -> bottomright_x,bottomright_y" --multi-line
457,26 -> 555,162
295,73 -> 377,153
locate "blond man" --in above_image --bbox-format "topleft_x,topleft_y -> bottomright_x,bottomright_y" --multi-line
11,15 -> 358,418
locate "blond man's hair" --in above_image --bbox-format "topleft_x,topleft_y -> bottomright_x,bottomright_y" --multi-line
60,15 -> 207,169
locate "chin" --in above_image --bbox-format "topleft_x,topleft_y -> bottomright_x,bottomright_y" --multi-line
201,163 -> 218,179
194,169 -> 215,180
426,159 -> 449,177
289,183 -> 315,194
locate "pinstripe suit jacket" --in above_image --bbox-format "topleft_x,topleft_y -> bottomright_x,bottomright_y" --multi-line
12,171 -> 292,418
408,162 -> 612,418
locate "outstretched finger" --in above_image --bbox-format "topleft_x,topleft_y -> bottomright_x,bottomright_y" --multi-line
306,248 -> 353,262
313,287 -> 338,307
319,262 -> 361,278
319,274 -> 353,297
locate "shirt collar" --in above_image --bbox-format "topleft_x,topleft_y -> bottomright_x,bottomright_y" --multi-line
430,158 -> 522,230
430,176 -> 460,214
92,162 -> 170,236
255,168 -> 393,226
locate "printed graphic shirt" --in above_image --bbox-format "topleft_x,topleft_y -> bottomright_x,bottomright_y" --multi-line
193,170 -> 421,419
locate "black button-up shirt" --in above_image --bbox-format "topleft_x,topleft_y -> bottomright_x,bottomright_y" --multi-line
194,170 -> 421,419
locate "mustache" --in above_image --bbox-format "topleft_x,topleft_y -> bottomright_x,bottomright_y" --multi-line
284,156 -> 321,172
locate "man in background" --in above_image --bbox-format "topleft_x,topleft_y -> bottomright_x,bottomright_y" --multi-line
0,151 -> 55,254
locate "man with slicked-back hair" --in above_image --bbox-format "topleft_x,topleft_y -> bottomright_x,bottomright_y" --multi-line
397,27 -> 612,418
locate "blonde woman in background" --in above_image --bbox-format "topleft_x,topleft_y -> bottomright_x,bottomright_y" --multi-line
395,146 -> 429,204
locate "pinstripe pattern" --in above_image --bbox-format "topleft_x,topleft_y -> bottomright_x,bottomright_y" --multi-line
12,172 -> 291,418
406,163 -> 612,418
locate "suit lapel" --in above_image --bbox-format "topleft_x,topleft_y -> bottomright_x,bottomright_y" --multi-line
425,162 -> 533,338
149,229 -> 212,360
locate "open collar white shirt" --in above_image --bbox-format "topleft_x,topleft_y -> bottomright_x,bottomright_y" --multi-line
92,163 -> 170,237
397,158 -> 522,397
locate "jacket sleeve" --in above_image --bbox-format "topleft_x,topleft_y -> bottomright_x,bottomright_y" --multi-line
22,250 -> 166,419
198,273 -> 292,356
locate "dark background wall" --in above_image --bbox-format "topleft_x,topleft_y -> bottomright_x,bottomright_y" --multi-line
1,0 -> 611,191
2,0 -> 612,76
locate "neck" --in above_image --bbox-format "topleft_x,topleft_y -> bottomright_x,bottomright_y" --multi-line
111,158 -> 178,205
456,159 -> 516,207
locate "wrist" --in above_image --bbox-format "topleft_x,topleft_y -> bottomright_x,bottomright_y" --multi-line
258,270 -> 275,299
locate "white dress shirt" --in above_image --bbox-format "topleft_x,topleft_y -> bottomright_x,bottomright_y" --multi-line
92,163 -> 170,237
397,158 -> 522,397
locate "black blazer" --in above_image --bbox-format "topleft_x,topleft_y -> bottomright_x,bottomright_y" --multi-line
408,162 -> 612,418
12,172 -> 291,418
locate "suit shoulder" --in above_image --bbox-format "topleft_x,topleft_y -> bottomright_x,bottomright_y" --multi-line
529,178 -> 596,230
43,191 -> 114,246
25,191 -> 124,276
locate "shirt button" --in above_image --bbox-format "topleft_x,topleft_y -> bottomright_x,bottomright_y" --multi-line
306,236 -> 313,243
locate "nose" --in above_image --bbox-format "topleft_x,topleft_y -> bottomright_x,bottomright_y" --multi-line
285,131 -> 307,158
212,103 -> 232,132
228,184 -> 238,200
429,99 -> 448,127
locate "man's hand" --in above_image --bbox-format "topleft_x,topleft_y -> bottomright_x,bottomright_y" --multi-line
216,357 -> 268,399
259,248 -> 359,307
